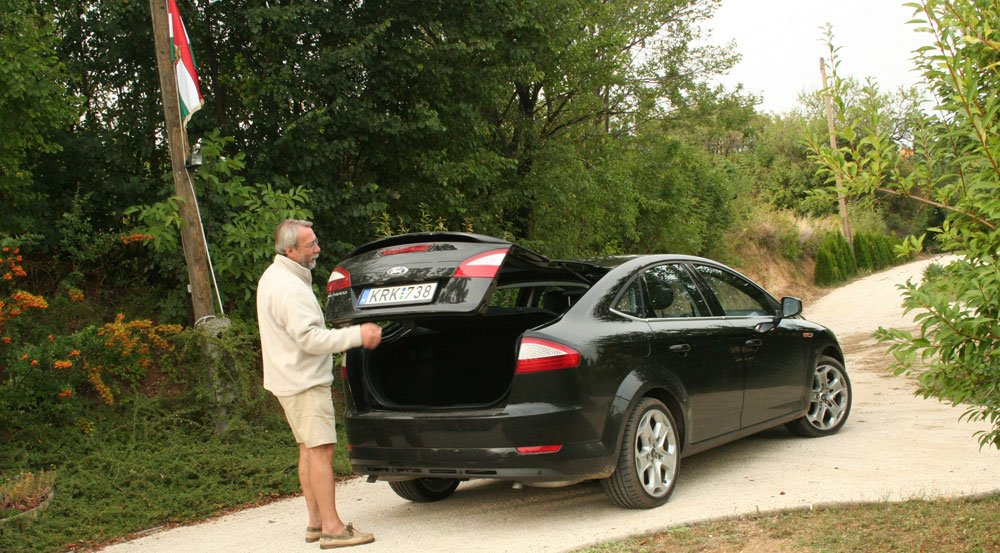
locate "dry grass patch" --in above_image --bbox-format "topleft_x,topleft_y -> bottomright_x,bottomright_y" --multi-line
576,495 -> 999,553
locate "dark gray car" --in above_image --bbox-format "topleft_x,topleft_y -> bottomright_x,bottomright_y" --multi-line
325,232 -> 851,508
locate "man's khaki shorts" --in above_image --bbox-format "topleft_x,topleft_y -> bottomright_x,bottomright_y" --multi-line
276,385 -> 337,448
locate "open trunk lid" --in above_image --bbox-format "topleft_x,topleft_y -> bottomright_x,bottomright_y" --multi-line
325,232 -> 570,325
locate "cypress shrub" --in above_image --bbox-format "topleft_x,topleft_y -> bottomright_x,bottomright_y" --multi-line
833,232 -> 858,277
853,233 -> 874,271
874,234 -> 896,269
814,247 -> 837,285
815,233 -> 845,285
849,231 -> 907,273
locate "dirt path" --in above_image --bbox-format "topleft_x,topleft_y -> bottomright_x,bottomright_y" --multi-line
101,255 -> 998,553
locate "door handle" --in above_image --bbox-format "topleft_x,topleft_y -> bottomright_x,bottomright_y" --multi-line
744,338 -> 762,348
669,344 -> 691,353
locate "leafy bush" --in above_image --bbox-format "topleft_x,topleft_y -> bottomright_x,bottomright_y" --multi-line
168,316 -> 275,428
0,314 -> 184,430
811,0 -> 1000,448
852,231 -> 900,271
0,399 -> 301,553
813,231 -> 856,285
125,131 -> 313,316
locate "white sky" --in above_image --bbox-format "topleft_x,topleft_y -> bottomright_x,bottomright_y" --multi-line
705,0 -> 927,113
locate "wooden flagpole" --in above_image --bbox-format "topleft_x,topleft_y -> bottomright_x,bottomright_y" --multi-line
149,0 -> 216,324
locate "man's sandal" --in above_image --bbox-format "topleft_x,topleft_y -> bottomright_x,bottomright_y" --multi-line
319,523 -> 375,549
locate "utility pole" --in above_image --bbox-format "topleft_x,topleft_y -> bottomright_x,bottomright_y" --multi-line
820,57 -> 853,243
149,0 -> 216,324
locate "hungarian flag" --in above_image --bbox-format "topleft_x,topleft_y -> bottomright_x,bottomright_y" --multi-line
167,0 -> 203,126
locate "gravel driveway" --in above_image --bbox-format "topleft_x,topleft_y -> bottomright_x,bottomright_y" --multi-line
102,255 -> 999,553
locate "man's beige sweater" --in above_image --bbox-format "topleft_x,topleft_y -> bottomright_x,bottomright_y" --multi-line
256,254 -> 363,397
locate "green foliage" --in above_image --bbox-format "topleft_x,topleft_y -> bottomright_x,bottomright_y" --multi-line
814,231 -> 857,286
741,207 -> 804,262
630,132 -> 737,257
520,139 -> 639,257
0,400 -> 303,553
738,112 -> 833,215
169,316 -> 277,425
0,0 -> 81,235
372,203 -> 451,239
814,239 -> 840,286
815,228 -> 904,286
852,231 -> 900,272
813,0 -> 1000,448
127,131 -> 312,314
1,0 -> 756,316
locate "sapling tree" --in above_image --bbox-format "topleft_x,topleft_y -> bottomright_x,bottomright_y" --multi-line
810,0 -> 999,448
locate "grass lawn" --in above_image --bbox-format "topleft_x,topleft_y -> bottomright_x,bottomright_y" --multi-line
0,394 -> 352,553
574,494 -> 1000,553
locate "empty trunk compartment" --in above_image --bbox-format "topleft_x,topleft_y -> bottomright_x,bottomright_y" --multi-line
360,308 -> 557,408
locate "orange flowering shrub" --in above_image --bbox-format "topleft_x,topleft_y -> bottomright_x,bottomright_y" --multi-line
119,233 -> 154,246
85,361 -> 115,406
0,292 -> 48,337
2,314 -> 188,425
0,240 -> 199,433
0,246 -> 48,340
1,246 -> 28,282
67,287 -> 85,303
78,313 -> 184,404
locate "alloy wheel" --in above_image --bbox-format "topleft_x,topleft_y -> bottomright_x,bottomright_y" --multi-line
806,362 -> 850,430
633,408 -> 678,498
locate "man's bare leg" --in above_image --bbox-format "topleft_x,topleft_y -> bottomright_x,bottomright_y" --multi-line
304,442 -> 346,536
298,443 -> 322,530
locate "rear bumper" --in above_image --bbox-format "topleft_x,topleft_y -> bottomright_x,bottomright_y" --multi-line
350,442 -> 612,483
345,402 -> 615,482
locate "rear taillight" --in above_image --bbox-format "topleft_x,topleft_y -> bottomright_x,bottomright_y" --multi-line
327,266 -> 351,293
453,248 -> 510,278
515,338 -> 581,374
379,244 -> 432,256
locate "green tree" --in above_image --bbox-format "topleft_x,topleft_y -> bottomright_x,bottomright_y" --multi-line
0,0 -> 80,235
811,0 -> 1000,448
126,132 -> 313,316
17,0 -> 743,317
737,112 -> 831,214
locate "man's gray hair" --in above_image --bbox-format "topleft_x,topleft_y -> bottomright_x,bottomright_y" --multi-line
274,219 -> 313,255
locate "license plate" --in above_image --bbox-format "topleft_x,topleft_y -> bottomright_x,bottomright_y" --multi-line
358,282 -> 437,307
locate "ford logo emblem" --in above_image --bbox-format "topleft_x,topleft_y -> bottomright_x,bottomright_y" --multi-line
387,266 -> 409,276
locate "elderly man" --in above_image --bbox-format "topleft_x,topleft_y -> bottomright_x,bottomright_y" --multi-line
257,219 -> 381,549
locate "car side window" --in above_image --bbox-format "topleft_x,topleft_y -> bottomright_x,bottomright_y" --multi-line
641,264 -> 709,319
614,279 -> 646,318
693,264 -> 775,317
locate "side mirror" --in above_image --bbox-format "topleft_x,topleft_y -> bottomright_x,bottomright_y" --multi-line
781,296 -> 803,318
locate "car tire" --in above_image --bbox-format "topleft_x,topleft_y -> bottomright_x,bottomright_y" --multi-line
601,397 -> 680,509
786,355 -> 852,437
387,478 -> 460,502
